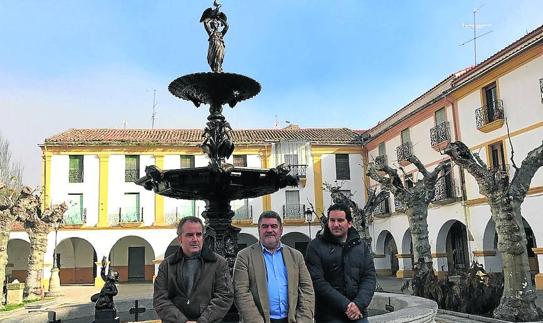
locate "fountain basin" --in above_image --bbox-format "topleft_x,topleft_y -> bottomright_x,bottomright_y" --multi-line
368,292 -> 438,323
136,165 -> 298,201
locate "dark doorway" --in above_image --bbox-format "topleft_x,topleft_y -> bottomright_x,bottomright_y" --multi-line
128,247 -> 145,281
384,233 -> 399,276
446,222 -> 469,273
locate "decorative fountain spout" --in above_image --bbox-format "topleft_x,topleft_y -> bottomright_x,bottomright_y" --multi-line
135,1 -> 298,269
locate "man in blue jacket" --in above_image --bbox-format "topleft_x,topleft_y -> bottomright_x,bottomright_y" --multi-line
306,203 -> 376,323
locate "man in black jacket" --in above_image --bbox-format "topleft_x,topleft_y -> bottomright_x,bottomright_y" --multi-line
153,216 -> 233,323
306,203 -> 376,323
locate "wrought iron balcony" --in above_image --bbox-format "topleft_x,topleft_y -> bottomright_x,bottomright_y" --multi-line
118,207 -> 143,223
165,205 -> 199,225
63,208 -> 86,225
375,155 -> 388,169
430,121 -> 451,149
432,174 -> 455,203
125,169 -> 140,182
287,164 -> 308,178
396,142 -> 413,165
68,169 -> 83,183
475,99 -> 504,130
282,204 -> 305,219
373,198 -> 390,216
233,204 -> 252,220
394,199 -> 406,213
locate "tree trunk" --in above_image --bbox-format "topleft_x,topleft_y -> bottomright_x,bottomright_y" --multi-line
0,227 -> 10,309
24,225 -> 49,301
491,201 -> 542,321
405,205 -> 433,265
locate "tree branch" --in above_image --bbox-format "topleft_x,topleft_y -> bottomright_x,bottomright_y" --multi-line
407,155 -> 429,177
444,141 -> 489,183
509,141 -> 543,202
367,163 -> 404,196
505,118 -> 519,171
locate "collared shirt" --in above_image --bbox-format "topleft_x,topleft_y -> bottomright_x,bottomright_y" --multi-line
261,243 -> 289,319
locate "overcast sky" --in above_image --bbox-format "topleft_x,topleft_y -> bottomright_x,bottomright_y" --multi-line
1,0 -> 542,187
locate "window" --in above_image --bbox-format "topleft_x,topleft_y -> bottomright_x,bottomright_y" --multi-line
122,193 -> 141,222
483,83 -> 498,121
335,154 -> 350,180
489,141 -> 506,171
401,128 -> 411,144
435,107 -> 447,125
285,190 -> 301,217
69,155 -> 84,183
180,155 -> 195,168
125,155 -> 140,182
378,142 -> 386,156
65,193 -> 84,224
233,155 -> 247,167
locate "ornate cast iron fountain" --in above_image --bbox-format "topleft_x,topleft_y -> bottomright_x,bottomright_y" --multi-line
136,1 -> 298,267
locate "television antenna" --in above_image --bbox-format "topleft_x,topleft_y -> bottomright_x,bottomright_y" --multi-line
151,89 -> 158,129
460,4 -> 493,65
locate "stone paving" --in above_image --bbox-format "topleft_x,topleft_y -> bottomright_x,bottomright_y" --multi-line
1,277 -> 543,322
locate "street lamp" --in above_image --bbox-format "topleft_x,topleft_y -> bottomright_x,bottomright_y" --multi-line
304,209 -> 314,239
45,219 -> 62,297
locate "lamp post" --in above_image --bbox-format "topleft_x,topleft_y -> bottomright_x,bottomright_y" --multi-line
304,209 -> 314,239
45,220 -> 62,297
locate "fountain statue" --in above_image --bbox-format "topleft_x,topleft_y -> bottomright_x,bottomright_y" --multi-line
135,1 -> 298,270
90,257 -> 120,323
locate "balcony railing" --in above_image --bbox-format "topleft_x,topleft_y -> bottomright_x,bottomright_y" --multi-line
375,155 -> 388,169
396,142 -> 413,164
432,174 -> 455,203
287,164 -> 308,178
394,199 -> 406,213
125,169 -> 140,182
63,208 -> 86,225
430,121 -> 451,147
165,205 -> 199,225
68,170 -> 83,183
373,199 -> 390,216
118,207 -> 143,223
233,204 -> 253,220
476,99 -> 504,130
282,204 -> 305,219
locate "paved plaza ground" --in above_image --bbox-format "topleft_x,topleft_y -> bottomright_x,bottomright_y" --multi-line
2,277 -> 543,322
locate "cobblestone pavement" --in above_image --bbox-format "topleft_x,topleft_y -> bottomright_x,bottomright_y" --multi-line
2,277 -> 543,322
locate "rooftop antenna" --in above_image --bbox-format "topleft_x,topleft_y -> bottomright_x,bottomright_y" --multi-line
274,115 -> 278,128
460,4 -> 493,66
122,120 -> 128,129
151,89 -> 158,129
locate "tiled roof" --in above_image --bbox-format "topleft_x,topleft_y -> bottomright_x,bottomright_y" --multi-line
44,128 -> 363,146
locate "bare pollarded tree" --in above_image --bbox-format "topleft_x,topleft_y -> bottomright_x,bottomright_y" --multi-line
14,194 -> 67,301
445,141 -> 543,322
0,185 -> 26,308
367,155 -> 449,278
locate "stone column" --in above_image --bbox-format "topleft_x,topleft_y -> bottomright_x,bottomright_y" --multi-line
473,250 -> 500,272
373,254 -> 391,276
395,253 -> 413,278
432,252 -> 448,279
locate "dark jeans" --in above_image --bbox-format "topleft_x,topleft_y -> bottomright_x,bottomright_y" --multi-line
270,319 -> 288,323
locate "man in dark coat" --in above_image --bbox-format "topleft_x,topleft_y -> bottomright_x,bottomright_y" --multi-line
306,203 -> 376,323
153,216 -> 233,323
